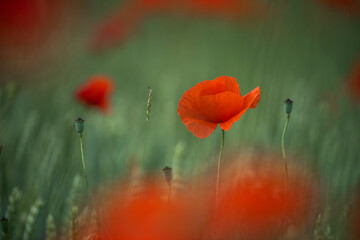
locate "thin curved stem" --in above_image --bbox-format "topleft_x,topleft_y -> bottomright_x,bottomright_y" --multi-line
281,115 -> 290,194
79,135 -> 90,197
215,130 -> 225,209
140,126 -> 148,177
281,115 -> 290,237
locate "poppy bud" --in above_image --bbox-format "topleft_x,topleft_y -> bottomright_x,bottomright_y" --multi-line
162,166 -> 173,185
284,99 -> 293,115
75,117 -> 85,135
1,217 -> 9,235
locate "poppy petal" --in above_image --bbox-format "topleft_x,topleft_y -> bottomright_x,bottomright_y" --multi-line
182,118 -> 218,138
178,95 -> 217,138
198,92 -> 244,122
220,86 -> 260,131
100,99 -> 111,113
197,76 -> 240,96
245,86 -> 261,108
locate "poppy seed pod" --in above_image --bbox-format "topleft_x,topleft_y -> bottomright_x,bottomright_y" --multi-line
284,98 -> 293,115
75,117 -> 85,135
162,166 -> 173,184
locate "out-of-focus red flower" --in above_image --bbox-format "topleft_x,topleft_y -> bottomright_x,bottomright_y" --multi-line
75,76 -> 114,113
208,154 -> 319,239
352,190 -> 360,239
347,60 -> 360,102
140,0 -> 181,12
96,181 -> 206,240
0,0 -> 63,50
319,0 -> 360,16
189,0 -> 260,19
90,0 -> 263,51
89,1 -> 145,51
0,0 -> 82,77
177,76 -> 260,138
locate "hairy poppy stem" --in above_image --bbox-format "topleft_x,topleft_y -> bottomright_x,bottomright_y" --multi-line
215,130 -> 225,209
280,115 -> 290,239
79,134 -> 91,198
281,115 -> 290,203
282,114 -> 290,175
281,98 -> 292,238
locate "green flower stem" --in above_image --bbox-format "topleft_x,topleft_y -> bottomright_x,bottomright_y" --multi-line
281,114 -> 290,237
281,115 -> 290,194
79,134 -> 90,197
215,130 -> 225,209
140,128 -> 148,177
167,183 -> 172,203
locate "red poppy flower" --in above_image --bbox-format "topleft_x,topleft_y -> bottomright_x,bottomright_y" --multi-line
177,76 -> 260,138
75,76 -> 114,113
95,181 -> 206,240
348,60 -> 360,102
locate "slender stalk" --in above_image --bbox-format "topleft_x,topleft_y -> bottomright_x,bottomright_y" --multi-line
215,130 -> 225,209
281,115 -> 290,197
167,183 -> 172,203
281,114 -> 290,237
140,87 -> 152,177
162,166 -> 173,203
79,134 -> 90,197
140,129 -> 148,177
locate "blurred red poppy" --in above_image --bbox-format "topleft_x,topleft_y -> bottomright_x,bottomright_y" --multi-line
0,0 -> 78,76
319,0 -> 360,16
0,0 -> 63,50
96,181 -> 206,240
347,60 -> 360,102
352,190 -> 360,239
89,1 -> 145,51
177,76 -> 260,138
90,0 -> 262,51
209,156 -> 319,239
75,76 -> 114,113
189,0 -> 260,19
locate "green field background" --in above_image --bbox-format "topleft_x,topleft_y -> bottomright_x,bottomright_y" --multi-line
1,0 -> 360,239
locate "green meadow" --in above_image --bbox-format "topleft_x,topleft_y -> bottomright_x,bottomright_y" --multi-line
1,0 -> 360,239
